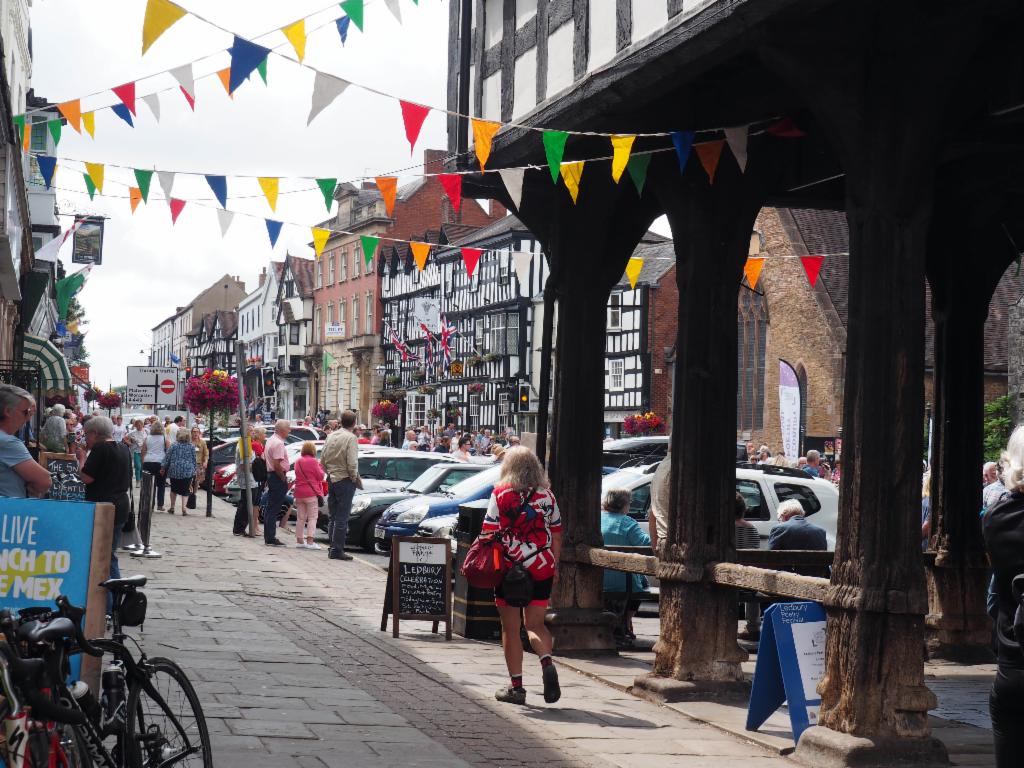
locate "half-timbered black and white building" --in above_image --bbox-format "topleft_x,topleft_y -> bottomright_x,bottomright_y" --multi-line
185,310 -> 238,376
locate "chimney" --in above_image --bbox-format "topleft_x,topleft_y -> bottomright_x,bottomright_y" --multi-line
490,200 -> 508,219
423,149 -> 447,175
258,267 -> 266,288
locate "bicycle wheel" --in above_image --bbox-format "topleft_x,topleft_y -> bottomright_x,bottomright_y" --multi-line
122,658 -> 211,768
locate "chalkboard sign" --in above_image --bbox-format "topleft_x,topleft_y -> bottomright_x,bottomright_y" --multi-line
38,452 -> 86,501
381,537 -> 452,640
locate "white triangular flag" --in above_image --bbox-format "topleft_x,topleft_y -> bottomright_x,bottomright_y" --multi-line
158,170 -> 175,200
498,168 -> 525,210
307,72 -> 350,125
169,63 -> 194,98
724,125 -> 748,173
142,93 -> 161,122
511,251 -> 532,290
384,0 -> 402,23
217,208 -> 235,237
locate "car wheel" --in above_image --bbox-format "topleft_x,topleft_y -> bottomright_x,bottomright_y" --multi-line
363,514 -> 381,552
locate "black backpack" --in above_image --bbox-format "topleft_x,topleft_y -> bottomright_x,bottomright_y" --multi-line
251,455 -> 268,483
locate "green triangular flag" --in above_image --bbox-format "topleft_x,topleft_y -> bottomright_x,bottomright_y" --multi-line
340,0 -> 364,31
12,115 -> 25,144
83,173 -> 97,200
134,169 -> 153,203
323,350 -> 335,374
360,235 -> 379,266
626,154 -> 651,196
542,131 -> 569,184
316,178 -> 337,211
257,57 -> 268,85
47,119 -> 62,148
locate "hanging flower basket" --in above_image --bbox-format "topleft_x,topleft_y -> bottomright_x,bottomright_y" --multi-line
467,382 -> 485,395
410,369 -> 426,383
624,411 -> 665,436
372,400 -> 400,423
466,354 -> 483,367
381,389 -> 405,402
482,353 -> 502,363
96,390 -> 122,410
417,385 -> 437,395
427,408 -> 441,421
183,370 -> 240,415
385,374 -> 402,387
82,387 -> 99,403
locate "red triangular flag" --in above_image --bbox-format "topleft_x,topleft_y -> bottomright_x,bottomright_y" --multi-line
169,198 -> 186,224
766,117 -> 806,138
180,85 -> 195,111
438,174 -> 462,213
112,82 -> 137,116
800,255 -> 824,287
400,100 -> 430,155
461,247 -> 482,278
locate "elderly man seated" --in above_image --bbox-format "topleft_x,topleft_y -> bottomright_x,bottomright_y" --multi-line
768,499 -> 827,551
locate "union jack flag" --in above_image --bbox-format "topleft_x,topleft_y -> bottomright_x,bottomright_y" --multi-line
419,323 -> 436,375
439,315 -> 457,366
388,324 -> 419,362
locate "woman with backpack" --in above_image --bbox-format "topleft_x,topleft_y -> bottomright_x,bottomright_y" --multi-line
480,447 -> 562,706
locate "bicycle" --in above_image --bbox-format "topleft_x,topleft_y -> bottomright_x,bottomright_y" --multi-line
0,575 -> 212,767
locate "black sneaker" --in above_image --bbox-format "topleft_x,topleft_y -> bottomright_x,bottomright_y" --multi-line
495,685 -> 526,705
266,540 -> 286,547
542,664 -> 561,703
328,551 -> 353,561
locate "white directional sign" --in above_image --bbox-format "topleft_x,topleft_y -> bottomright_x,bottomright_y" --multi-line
126,366 -> 180,407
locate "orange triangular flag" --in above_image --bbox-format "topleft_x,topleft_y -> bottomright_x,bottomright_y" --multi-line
21,122 -> 30,152
695,140 -> 725,184
410,241 -> 431,271
471,118 -> 501,171
129,187 -> 143,213
58,100 -> 82,133
743,257 -> 765,290
375,177 -> 398,217
216,68 -> 233,98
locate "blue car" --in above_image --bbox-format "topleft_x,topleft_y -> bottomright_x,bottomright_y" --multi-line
374,465 -> 501,552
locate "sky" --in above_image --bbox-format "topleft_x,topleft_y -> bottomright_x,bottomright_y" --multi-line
30,0 -> 452,387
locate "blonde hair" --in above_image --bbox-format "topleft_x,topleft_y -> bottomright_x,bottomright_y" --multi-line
921,470 -> 931,499
300,440 -> 316,457
1002,425 -> 1024,492
499,447 -> 549,491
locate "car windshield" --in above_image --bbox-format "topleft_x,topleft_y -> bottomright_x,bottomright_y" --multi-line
447,466 -> 502,498
405,464 -> 449,494
601,468 -> 646,491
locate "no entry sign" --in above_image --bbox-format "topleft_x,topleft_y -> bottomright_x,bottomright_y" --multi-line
160,379 -> 176,395
125,366 -> 180,407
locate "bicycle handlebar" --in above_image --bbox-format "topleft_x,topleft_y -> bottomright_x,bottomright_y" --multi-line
0,643 -> 86,725
54,595 -> 103,658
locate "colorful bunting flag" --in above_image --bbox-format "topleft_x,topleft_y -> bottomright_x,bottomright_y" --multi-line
180,86 -> 197,109
671,131 -> 694,173
169,198 -> 186,224
724,125 -> 748,173
258,177 -> 279,212
265,219 -> 283,247
316,178 -> 337,211
340,0 -> 364,31
461,247 -> 482,278
47,119 -> 61,148
257,57 -> 268,85
142,0 -> 188,54
36,156 -> 57,190
360,235 -> 379,266
498,168 -> 524,210
216,68 -> 232,97
560,161 -> 584,204
170,64 -> 195,109
134,169 -> 153,202
83,174 -> 97,200
228,36 -> 272,93
410,241 -> 430,271
511,251 -> 532,288
471,118 -> 501,171
142,93 -> 161,122
336,16 -> 351,44
626,154 -> 650,196
58,100 -> 81,133
111,104 -> 134,127
384,0 -> 402,24
307,72 -> 350,125
158,170 -> 175,200
610,135 -> 635,183
129,187 -> 143,213
542,131 -> 568,183
13,117 -> 30,151
399,101 -> 430,155
205,175 -> 228,208
800,255 -> 824,287
625,257 -> 644,289
438,174 -> 462,213
112,82 -> 137,116
766,117 -> 805,138
743,257 -> 765,290
375,177 -> 398,217
84,162 -> 105,193
82,112 -> 96,138
281,19 -> 306,61
695,140 -> 725,184
312,227 -> 331,258
217,208 -> 235,237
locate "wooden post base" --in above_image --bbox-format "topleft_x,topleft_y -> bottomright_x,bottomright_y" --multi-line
795,726 -> 950,768
924,562 -> 994,663
631,673 -> 749,704
544,606 -> 618,655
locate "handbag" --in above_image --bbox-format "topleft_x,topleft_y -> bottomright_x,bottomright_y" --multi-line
296,461 -> 325,506
186,479 -> 197,510
461,488 -> 537,591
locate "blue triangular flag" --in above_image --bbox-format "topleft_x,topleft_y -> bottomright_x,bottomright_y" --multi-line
336,16 -> 351,45
266,218 -> 283,248
37,155 -> 57,190
111,103 -> 134,127
56,321 -> 67,337
205,175 -> 228,208
671,131 -> 694,173
228,36 -> 272,94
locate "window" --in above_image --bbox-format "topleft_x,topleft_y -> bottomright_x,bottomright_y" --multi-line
439,468 -> 480,491
339,300 -> 347,336
327,302 -> 334,325
278,325 -> 286,346
289,323 -> 300,345
314,306 -> 322,344
737,479 -> 768,521
353,246 -> 361,277
468,394 -> 481,431
340,248 -> 348,280
629,485 -> 651,521
506,314 -> 520,354
407,393 -> 426,428
474,318 -> 485,352
773,483 -> 822,516
316,260 -> 323,289
30,117 -> 47,152
285,279 -> 295,298
609,359 -> 625,391
352,295 -> 360,336
328,254 -> 335,285
365,291 -> 373,330
500,252 -> 509,280
489,314 -> 507,354
737,289 -> 768,432
608,293 -> 622,330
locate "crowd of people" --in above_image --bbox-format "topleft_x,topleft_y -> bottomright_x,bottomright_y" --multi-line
741,441 -> 840,485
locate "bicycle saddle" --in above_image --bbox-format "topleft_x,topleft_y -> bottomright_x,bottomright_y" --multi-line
100,574 -> 147,592
17,617 -> 77,645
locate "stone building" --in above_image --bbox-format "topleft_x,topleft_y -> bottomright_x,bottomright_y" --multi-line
150,275 -> 247,369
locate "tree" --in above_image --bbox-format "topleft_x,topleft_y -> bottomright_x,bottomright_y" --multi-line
65,296 -> 89,364
983,394 -> 1013,462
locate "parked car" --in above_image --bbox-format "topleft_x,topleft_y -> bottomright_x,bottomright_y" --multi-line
602,436 -> 670,469
416,512 -> 460,553
213,464 -> 236,495
347,463 -> 488,552
375,465 -> 503,552
290,425 -> 326,442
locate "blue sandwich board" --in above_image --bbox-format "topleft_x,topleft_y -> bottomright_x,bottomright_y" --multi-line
746,601 -> 828,744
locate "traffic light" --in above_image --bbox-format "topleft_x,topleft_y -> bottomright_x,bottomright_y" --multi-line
184,366 -> 192,377
516,383 -> 530,412
263,368 -> 276,397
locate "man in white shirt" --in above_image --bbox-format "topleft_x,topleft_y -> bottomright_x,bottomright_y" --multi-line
111,415 -> 127,443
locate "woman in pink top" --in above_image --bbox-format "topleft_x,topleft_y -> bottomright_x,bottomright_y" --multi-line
292,441 -> 325,549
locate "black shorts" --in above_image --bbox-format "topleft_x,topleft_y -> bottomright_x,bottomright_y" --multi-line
495,576 -> 553,607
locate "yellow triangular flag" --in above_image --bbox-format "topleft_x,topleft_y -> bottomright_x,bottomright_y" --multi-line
744,257 -> 765,289
142,0 -> 188,55
410,241 -> 431,271
82,112 -> 96,138
625,257 -> 644,289
312,227 -> 330,259
258,177 -> 279,211
471,118 -> 501,171
610,135 -> 636,183
560,161 -> 585,204
58,100 -> 81,133
281,19 -> 306,62
85,162 -> 105,193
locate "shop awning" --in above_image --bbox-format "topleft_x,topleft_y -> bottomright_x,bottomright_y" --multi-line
23,334 -> 72,392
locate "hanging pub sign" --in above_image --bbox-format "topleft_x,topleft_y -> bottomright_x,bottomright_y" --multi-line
71,216 -> 105,265
449,361 -> 464,377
